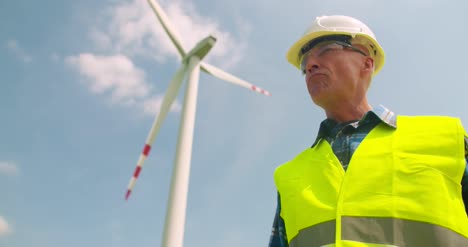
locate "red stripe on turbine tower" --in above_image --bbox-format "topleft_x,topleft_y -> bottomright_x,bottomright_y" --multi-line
133,166 -> 142,178
143,144 -> 152,156
125,190 -> 132,200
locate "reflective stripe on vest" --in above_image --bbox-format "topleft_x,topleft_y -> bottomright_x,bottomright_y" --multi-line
290,217 -> 468,247
275,116 -> 468,246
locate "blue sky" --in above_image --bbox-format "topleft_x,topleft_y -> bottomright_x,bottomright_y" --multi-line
1,0 -> 468,246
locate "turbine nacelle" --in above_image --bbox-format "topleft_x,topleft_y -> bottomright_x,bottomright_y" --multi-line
182,35 -> 217,64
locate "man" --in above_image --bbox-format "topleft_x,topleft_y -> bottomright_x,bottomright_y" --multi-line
269,15 -> 468,247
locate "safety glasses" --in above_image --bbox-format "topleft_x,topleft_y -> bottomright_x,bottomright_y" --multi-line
300,41 -> 368,74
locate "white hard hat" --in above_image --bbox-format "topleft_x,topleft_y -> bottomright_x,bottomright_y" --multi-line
286,15 -> 385,75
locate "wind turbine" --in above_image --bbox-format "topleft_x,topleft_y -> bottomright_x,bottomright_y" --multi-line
124,0 -> 271,246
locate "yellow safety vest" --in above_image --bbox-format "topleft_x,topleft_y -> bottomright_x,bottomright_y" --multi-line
274,116 -> 468,247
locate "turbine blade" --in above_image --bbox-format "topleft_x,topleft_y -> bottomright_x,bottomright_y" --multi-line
147,0 -> 186,57
125,64 -> 187,200
200,62 -> 271,96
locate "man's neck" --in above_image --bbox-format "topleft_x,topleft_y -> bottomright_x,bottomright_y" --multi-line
323,101 -> 372,123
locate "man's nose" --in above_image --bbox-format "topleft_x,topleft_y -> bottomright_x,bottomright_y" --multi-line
303,55 -> 320,74
304,63 -> 320,75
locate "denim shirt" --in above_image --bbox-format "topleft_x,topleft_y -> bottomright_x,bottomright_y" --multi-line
269,106 -> 468,247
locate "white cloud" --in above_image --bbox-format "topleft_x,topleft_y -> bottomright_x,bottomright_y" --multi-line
66,53 -> 149,103
0,161 -> 18,176
0,216 -> 12,236
91,0 -> 248,66
66,53 -> 180,115
6,39 -> 32,63
89,27 -> 113,51
68,0 -> 249,115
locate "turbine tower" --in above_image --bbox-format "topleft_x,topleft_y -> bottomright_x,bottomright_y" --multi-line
124,0 -> 271,246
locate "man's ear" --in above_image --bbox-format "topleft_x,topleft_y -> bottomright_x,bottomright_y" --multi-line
363,57 -> 375,72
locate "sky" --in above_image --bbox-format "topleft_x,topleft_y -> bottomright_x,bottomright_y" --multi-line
1,0 -> 468,246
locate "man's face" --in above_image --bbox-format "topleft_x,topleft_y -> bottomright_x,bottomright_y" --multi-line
301,41 -> 371,108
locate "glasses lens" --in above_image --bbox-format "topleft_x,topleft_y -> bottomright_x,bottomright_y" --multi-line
300,41 -> 344,72
300,41 -> 367,74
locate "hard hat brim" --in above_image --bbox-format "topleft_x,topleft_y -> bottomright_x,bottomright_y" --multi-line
286,31 -> 385,75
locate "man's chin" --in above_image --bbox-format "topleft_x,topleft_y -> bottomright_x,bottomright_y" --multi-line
311,95 -> 327,108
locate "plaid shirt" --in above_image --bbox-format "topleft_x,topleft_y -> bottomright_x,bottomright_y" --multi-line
269,105 -> 468,247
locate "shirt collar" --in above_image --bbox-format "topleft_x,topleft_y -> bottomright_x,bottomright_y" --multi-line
372,104 -> 397,128
311,105 -> 397,147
